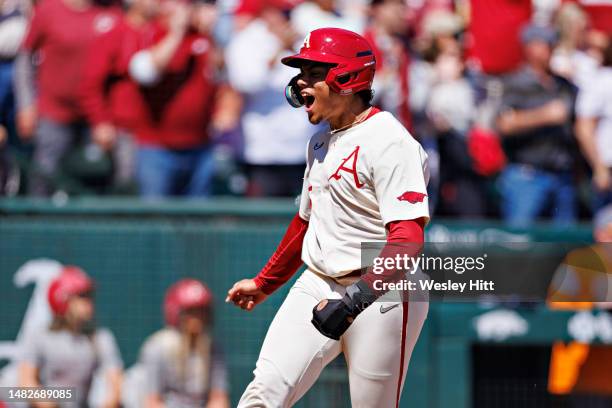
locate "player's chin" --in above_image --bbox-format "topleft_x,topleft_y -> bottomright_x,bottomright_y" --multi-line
307,111 -> 322,125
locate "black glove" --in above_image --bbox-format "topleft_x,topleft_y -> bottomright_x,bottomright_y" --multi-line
311,280 -> 377,340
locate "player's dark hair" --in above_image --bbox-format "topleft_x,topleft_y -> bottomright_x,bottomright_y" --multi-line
357,89 -> 374,106
603,40 -> 612,67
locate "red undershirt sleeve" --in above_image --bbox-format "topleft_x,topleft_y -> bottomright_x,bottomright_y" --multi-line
253,213 -> 309,295
360,218 -> 425,296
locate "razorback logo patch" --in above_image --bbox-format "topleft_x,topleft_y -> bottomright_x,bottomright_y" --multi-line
397,191 -> 427,203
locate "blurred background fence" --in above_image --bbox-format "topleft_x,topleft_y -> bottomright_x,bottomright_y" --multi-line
0,198 -> 599,407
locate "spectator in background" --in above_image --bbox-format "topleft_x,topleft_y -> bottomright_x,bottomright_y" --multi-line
550,2 -> 599,90
0,0 -> 28,195
427,49 -> 475,140
225,0 -> 314,197
409,8 -> 465,133
426,48 -> 490,218
14,0 -> 120,196
139,279 -> 229,408
417,8 -> 463,58
0,0 -> 27,139
575,40 -> 612,210
409,8 -> 464,213
553,1 -> 611,82
19,266 -> 123,408
128,0 -> 220,197
290,0 -> 363,39
496,24 -> 578,228
364,0 -> 411,130
80,0 -> 161,194
574,0 -> 612,38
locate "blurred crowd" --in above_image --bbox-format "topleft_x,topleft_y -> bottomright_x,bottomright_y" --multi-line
0,0 -> 612,226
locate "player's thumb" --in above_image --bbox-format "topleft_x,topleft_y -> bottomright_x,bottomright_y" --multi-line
226,283 -> 241,302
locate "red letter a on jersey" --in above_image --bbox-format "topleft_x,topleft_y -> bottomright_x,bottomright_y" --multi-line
329,146 -> 364,188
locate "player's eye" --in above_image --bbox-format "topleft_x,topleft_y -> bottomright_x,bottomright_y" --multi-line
311,71 -> 324,79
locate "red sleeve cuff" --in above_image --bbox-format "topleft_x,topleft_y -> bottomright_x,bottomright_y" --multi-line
360,218 -> 425,294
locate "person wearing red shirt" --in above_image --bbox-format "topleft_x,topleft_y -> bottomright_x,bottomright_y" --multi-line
466,0 -> 532,75
128,0 -> 219,197
14,0 -> 120,196
80,0 -> 160,192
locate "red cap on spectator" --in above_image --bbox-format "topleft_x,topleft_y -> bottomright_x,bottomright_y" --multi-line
164,279 -> 213,327
48,266 -> 94,316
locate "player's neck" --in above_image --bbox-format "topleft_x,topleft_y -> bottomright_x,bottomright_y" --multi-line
329,101 -> 371,134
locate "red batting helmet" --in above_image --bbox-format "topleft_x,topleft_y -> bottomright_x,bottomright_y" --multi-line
281,28 -> 376,95
48,266 -> 94,316
164,279 -> 213,327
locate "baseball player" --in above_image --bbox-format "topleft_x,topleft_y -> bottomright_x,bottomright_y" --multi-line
138,279 -> 229,408
226,28 -> 430,408
19,266 -> 123,408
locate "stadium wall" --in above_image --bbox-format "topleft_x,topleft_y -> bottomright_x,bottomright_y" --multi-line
0,198 -> 593,407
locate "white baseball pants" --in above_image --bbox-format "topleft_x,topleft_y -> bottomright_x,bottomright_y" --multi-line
238,269 -> 428,408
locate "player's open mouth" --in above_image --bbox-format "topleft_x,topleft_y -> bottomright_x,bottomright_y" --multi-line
304,95 -> 315,112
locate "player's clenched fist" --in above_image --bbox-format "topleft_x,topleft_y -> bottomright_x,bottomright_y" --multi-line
311,298 -> 355,340
225,279 -> 268,311
311,281 -> 377,340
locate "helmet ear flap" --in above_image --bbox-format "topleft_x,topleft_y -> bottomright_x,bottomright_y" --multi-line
327,67 -> 357,94
285,75 -> 304,108
326,61 -> 375,95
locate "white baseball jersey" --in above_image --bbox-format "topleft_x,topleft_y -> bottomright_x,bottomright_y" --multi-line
576,67 -> 612,166
298,110 -> 430,278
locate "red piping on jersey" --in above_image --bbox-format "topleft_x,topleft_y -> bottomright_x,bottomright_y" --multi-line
396,301 -> 409,408
253,213 -> 308,295
365,106 -> 381,120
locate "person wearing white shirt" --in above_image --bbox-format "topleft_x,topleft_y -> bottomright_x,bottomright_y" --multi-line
290,0 -> 364,38
575,42 -> 612,210
225,5 -> 315,196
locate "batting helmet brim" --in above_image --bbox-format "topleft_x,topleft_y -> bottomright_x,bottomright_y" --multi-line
281,51 -> 340,68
